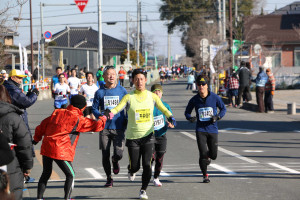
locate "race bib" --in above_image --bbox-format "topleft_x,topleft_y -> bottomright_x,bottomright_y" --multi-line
154,115 -> 165,130
198,107 -> 213,121
135,109 -> 151,123
104,96 -> 119,110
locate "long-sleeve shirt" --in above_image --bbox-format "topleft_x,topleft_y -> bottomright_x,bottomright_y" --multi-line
111,90 -> 172,139
265,73 -> 275,92
185,91 -> 226,134
153,100 -> 172,137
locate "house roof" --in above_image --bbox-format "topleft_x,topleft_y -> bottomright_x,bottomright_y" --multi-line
244,14 -> 300,44
49,26 -> 128,50
0,27 -> 19,37
270,1 -> 300,15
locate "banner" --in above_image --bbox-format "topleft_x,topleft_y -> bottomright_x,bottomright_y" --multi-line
209,44 -> 225,74
23,47 -> 28,72
144,51 -> 148,66
155,56 -> 158,69
19,43 -> 23,72
232,39 -> 244,56
170,56 -> 173,67
113,56 -> 117,68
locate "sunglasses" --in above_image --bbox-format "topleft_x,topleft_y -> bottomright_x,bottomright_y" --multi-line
133,68 -> 147,76
197,82 -> 207,86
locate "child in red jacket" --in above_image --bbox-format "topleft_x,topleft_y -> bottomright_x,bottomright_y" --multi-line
33,95 -> 108,200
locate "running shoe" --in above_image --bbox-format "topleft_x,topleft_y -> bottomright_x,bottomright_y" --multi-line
104,178 -> 113,187
25,176 -> 35,183
203,174 -> 210,183
153,178 -> 162,187
128,172 -> 136,181
112,158 -> 120,175
139,190 -> 148,199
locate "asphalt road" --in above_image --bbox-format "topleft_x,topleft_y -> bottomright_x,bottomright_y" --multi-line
24,79 -> 300,200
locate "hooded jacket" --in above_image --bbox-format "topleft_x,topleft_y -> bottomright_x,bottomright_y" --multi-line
0,101 -> 33,199
34,105 -> 107,162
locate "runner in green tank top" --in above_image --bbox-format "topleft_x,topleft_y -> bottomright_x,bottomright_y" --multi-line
105,69 -> 176,199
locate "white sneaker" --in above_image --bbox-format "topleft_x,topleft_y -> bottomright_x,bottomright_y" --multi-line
139,190 -> 148,199
153,178 -> 162,187
128,172 -> 136,181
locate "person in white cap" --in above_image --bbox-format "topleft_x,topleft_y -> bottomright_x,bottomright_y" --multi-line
1,70 -> 8,81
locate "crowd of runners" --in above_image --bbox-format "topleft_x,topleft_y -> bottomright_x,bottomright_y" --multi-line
0,64 -> 227,200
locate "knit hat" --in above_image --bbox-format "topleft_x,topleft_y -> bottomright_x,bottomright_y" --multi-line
70,95 -> 86,109
151,84 -> 163,93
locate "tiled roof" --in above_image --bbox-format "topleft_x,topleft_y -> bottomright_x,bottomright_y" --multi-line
270,1 -> 300,15
51,26 -> 127,49
244,14 -> 300,44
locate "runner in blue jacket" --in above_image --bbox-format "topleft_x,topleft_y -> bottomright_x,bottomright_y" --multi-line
184,75 -> 226,183
151,84 -> 174,187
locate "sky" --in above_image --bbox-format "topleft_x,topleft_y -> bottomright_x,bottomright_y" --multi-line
1,0 -> 298,57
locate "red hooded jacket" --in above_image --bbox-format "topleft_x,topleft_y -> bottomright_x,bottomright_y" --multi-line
34,105 -> 106,161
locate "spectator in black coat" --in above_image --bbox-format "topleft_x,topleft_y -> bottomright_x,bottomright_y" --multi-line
237,61 -> 252,106
0,85 -> 33,200
0,129 -> 14,170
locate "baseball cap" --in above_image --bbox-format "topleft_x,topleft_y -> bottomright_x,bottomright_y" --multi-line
151,84 -> 163,93
196,75 -> 209,86
9,69 -> 27,78
1,70 -> 6,74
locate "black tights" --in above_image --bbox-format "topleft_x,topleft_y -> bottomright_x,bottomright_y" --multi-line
196,131 -> 218,176
37,156 -> 75,199
126,134 -> 155,190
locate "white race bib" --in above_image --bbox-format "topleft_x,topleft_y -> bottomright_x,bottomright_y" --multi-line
154,115 -> 165,130
104,96 -> 119,110
198,107 -> 213,121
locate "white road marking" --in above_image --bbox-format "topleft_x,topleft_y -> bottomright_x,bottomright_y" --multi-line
160,171 -> 170,177
243,150 -> 264,153
268,163 -> 300,174
85,168 -> 104,179
180,131 -> 259,164
219,128 -> 267,135
210,164 -> 237,174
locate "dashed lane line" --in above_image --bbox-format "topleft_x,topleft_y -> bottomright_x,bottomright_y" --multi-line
268,163 -> 300,174
85,168 -> 104,179
210,164 -> 237,175
180,131 -> 259,164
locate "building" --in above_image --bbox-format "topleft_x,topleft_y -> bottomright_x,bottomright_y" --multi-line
48,26 -> 129,73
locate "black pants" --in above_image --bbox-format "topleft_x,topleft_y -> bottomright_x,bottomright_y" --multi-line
126,133 -> 155,190
152,134 -> 167,179
256,86 -> 265,113
100,129 -> 125,178
264,91 -> 274,112
237,85 -> 251,105
119,79 -> 124,86
37,156 -> 75,199
196,131 -> 218,176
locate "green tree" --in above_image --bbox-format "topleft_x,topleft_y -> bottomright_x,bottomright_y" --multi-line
120,49 -> 144,66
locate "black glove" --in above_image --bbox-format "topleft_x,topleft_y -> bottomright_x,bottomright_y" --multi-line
32,140 -> 38,145
189,116 -> 197,123
32,88 -> 39,96
102,109 -> 112,120
210,115 -> 220,123
167,116 -> 177,127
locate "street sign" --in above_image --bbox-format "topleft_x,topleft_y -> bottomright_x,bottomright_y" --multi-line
75,0 -> 88,13
44,31 -> 52,39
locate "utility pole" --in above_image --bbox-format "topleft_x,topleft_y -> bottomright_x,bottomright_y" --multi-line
235,0 -> 238,27
139,1 -> 143,55
137,0 -> 140,67
29,0 -> 34,74
126,12 -> 130,63
40,2 -> 44,80
222,0 -> 226,41
229,0 -> 233,68
98,0 -> 103,67
167,32 -> 171,68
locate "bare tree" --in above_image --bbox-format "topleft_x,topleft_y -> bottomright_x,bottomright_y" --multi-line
0,0 -> 28,68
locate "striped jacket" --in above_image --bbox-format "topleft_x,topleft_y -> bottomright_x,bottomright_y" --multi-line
265,73 -> 275,91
